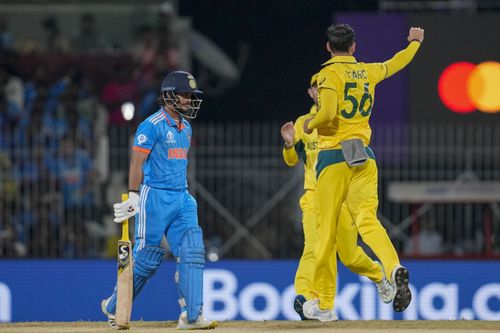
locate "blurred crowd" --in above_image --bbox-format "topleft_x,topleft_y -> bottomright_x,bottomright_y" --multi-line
0,10 -> 183,258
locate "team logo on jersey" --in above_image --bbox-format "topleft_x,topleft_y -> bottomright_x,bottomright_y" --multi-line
137,134 -> 148,144
166,130 -> 176,144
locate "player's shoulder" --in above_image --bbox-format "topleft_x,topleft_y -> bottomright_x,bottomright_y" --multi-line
359,61 -> 387,81
318,66 -> 332,77
360,61 -> 385,68
295,114 -> 307,125
317,68 -> 339,90
146,109 -> 166,126
136,110 -> 164,135
358,61 -> 386,72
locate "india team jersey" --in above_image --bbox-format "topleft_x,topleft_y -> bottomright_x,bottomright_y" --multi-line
133,109 -> 192,190
316,55 -> 387,149
283,105 -> 319,190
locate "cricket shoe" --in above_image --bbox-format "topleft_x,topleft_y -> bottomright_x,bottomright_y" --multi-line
392,265 -> 412,312
293,295 -> 308,320
177,312 -> 218,330
375,262 -> 396,303
302,299 -> 338,322
101,297 -> 128,330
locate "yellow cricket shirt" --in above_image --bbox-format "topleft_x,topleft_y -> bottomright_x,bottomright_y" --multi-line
308,41 -> 421,149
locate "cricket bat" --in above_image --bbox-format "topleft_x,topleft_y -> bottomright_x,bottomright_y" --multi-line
116,193 -> 133,329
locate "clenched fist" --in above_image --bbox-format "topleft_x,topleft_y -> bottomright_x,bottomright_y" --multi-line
281,121 -> 295,148
408,27 -> 424,43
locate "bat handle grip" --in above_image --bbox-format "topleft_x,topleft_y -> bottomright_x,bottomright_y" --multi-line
121,193 -> 130,241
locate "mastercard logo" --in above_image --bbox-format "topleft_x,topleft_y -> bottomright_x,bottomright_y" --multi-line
438,61 -> 500,114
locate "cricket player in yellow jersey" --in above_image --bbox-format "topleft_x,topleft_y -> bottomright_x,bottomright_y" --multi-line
281,73 -> 395,321
302,24 -> 424,320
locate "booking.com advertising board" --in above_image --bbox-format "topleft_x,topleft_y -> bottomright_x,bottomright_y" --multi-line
1,260 -> 500,322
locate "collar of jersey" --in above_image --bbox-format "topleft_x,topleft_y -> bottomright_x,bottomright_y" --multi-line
322,55 -> 357,66
162,109 -> 186,130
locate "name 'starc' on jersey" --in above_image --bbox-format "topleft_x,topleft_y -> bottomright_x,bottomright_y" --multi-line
345,70 -> 368,80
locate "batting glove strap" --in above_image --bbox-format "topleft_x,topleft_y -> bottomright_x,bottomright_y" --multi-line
113,191 -> 140,223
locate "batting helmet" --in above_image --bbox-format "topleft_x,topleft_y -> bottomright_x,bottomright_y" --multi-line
161,71 -> 204,119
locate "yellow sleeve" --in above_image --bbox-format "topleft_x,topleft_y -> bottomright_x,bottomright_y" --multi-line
283,146 -> 298,166
282,116 -> 304,166
308,88 -> 338,130
383,41 -> 421,80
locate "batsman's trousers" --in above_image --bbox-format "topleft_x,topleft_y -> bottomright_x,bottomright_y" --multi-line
135,185 -> 198,257
313,149 -> 400,310
294,190 -> 384,302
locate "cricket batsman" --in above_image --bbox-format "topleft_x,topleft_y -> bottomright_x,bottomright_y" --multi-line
101,71 -> 217,330
302,24 -> 424,320
281,73 -> 395,321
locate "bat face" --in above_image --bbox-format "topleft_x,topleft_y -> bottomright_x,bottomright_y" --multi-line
116,239 -> 133,329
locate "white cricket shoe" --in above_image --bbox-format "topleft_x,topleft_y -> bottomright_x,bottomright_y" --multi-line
101,297 -> 128,330
177,311 -> 218,330
375,262 -> 396,303
376,276 -> 396,303
302,299 -> 338,322
391,265 -> 412,312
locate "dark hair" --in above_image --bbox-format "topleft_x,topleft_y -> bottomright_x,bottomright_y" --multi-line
157,93 -> 166,106
326,23 -> 355,53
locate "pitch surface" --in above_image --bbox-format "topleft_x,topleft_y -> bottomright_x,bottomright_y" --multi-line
1,320 -> 499,333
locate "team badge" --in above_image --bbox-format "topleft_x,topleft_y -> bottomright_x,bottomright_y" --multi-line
137,134 -> 147,144
189,79 -> 197,89
117,243 -> 131,270
166,130 -> 176,144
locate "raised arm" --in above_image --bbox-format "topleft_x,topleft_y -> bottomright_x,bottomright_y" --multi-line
281,121 -> 299,166
384,27 -> 424,80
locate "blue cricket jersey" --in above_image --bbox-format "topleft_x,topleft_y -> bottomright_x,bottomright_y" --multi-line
133,109 -> 192,190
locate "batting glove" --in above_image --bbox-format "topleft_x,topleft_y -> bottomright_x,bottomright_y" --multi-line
113,191 -> 140,223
